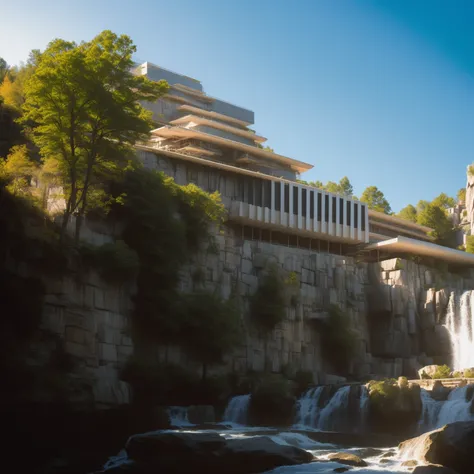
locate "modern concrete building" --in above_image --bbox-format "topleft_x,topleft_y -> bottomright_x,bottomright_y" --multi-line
134,62 -> 474,267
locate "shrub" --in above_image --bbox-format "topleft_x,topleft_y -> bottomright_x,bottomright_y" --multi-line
320,305 -> 357,373
251,266 -> 287,334
248,374 -> 295,427
432,365 -> 452,379
464,368 -> 474,378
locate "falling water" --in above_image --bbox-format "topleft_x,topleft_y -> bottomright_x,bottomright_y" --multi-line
445,290 -> 474,371
418,389 -> 443,433
359,385 -> 370,432
294,387 -> 324,427
167,406 -> 193,427
436,385 -> 474,427
223,394 -> 251,425
317,386 -> 351,431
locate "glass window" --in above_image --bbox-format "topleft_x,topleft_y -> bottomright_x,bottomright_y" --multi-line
354,203 -> 358,229
361,205 -> 366,231
275,182 -> 281,211
324,195 -> 329,222
346,200 -> 351,226
317,193 -> 322,221
293,186 -> 298,215
284,184 -> 290,213
339,198 -> 344,225
332,196 -> 337,223
310,190 -> 315,218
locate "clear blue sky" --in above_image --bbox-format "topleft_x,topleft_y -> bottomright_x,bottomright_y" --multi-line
2,0 -> 473,211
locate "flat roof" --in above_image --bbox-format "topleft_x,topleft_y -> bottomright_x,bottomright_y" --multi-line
150,126 -> 313,173
170,114 -> 267,143
365,236 -> 474,266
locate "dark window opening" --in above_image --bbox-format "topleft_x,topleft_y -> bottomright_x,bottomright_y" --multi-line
284,184 -> 290,213
361,205 -> 366,231
248,179 -> 254,205
354,203 -> 358,229
332,196 -> 337,223
339,198 -> 344,225
317,193 -> 322,221
302,188 -> 307,217
275,182 -> 281,211
255,179 -> 262,207
346,200 -> 351,226
293,186 -> 298,215
310,191 -> 315,218
263,180 -> 271,209
324,195 -> 329,222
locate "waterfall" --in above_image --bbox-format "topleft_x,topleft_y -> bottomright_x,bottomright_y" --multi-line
223,394 -> 251,425
418,389 -> 443,433
445,290 -> 474,371
436,385 -> 474,427
317,386 -> 351,431
167,406 -> 193,427
418,386 -> 474,432
294,387 -> 324,427
359,385 -> 370,432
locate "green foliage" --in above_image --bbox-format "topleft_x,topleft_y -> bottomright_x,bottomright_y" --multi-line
457,188 -> 466,203
110,167 -> 225,346
394,258 -> 404,270
464,368 -> 474,378
420,370 -> 430,379
297,176 -> 354,197
466,236 -> 474,254
0,144 -> 39,197
432,364 -> 452,379
251,266 -> 287,333
22,30 -> 169,241
360,186 -> 391,214
368,379 -> 400,411
80,240 -> 139,283
453,371 -> 463,378
320,304 -> 357,373
248,374 -> 295,426
417,203 -> 455,247
431,193 -> 456,210
178,291 -> 242,378
397,204 -> 418,223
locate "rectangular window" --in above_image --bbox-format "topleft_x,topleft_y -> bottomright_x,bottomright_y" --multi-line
208,172 -> 218,192
275,182 -> 281,211
324,195 -> 329,222
284,184 -> 290,213
255,179 -> 262,207
354,203 -> 358,229
310,191 -> 315,218
302,188 -> 307,217
339,198 -> 344,225
317,193 -> 322,221
293,186 -> 298,215
346,200 -> 351,226
263,180 -> 271,209
332,196 -> 337,223
361,205 -> 366,231
248,179 -> 254,205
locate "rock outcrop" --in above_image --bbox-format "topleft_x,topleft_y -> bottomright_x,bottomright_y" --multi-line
104,431 -> 314,474
327,452 -> 367,467
399,421 -> 474,474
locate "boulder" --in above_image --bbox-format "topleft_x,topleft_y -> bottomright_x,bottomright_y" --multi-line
399,421 -> 474,474
419,365 -> 441,379
412,465 -> 460,474
431,381 -> 451,402
327,452 -> 367,467
121,431 -> 313,474
187,405 -> 215,424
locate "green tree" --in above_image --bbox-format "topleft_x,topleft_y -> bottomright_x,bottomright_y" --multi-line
417,203 -> 455,246
416,200 -> 430,214
466,236 -> 474,254
360,186 -> 391,214
432,192 -> 456,210
179,291 -> 242,380
22,31 -> 169,243
0,145 -> 38,196
0,57 -> 7,83
338,176 -> 354,196
397,204 -> 418,223
457,188 -> 466,203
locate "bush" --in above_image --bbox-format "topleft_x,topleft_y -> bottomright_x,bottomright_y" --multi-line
432,365 -> 452,379
248,374 -> 295,427
320,305 -> 357,373
464,368 -> 474,378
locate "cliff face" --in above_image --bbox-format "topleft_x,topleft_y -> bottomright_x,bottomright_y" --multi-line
12,212 -> 474,409
466,169 -> 474,236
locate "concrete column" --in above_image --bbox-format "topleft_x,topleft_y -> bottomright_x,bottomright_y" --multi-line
297,185 -> 302,229
289,183 -> 294,227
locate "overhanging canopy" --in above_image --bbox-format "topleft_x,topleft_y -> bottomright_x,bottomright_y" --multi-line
364,236 -> 474,267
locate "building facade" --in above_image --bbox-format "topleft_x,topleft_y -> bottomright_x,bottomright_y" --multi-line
135,62 -> 474,266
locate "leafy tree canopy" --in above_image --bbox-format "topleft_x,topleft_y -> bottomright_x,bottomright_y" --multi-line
22,30 -> 169,242
417,202 -> 455,246
298,176 -> 354,197
457,187 -> 466,203
397,204 -> 417,223
360,185 -> 391,214
431,192 -> 456,210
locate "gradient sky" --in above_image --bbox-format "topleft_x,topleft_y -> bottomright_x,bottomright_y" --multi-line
1,0 -> 473,211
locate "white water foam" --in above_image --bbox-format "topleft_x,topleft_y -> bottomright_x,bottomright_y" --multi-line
167,406 -> 193,427
223,394 -> 251,425
294,387 -> 324,428
317,386 -> 351,432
